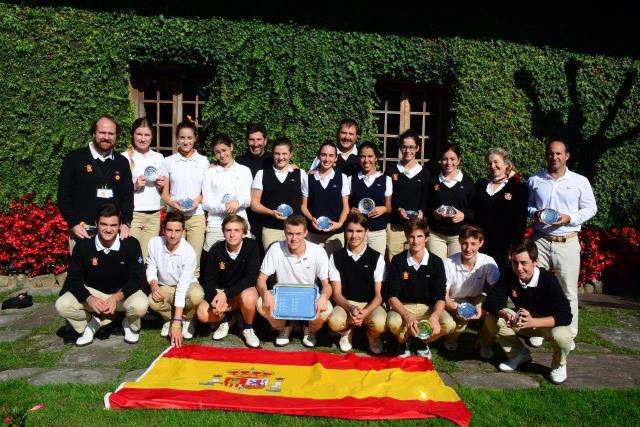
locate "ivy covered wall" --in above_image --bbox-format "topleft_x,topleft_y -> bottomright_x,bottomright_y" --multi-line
1,3 -> 638,228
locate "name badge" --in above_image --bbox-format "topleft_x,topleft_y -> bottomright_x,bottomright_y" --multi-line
97,188 -> 114,198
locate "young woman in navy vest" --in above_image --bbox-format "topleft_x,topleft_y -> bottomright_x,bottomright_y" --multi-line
301,141 -> 350,256
426,144 -> 475,260
385,129 -> 430,262
347,142 -> 392,256
250,137 -> 307,251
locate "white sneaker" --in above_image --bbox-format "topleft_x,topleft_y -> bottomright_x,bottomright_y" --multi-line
528,336 -> 544,347
416,344 -> 432,360
479,344 -> 495,359
396,341 -> 411,358
443,339 -> 458,351
367,333 -> 384,355
160,321 -> 171,338
498,348 -> 532,372
76,316 -> 101,347
570,341 -> 576,351
213,322 -> 231,340
182,320 -> 195,340
122,318 -> 140,344
302,326 -> 317,347
275,324 -> 293,346
338,332 -> 353,352
549,363 -> 567,384
242,328 -> 261,348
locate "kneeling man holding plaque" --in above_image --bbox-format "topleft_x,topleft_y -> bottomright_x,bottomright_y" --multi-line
256,215 -> 333,347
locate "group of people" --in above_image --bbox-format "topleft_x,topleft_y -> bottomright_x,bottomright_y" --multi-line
54,114 -> 597,385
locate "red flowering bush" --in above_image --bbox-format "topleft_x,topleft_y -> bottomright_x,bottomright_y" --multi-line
0,195 -> 68,277
579,226 -> 640,286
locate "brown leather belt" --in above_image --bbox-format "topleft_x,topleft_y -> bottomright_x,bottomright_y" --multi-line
538,232 -> 578,243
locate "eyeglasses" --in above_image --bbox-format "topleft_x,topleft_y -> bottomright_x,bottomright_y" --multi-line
400,146 -> 418,151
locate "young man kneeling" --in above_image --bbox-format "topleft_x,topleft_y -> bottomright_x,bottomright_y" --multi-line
484,239 -> 574,384
197,215 -> 261,348
327,213 -> 386,354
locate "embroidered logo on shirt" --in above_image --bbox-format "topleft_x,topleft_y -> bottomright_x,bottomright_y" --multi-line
115,172 -> 121,181
85,164 -> 93,173
512,289 -> 518,298
434,184 -> 440,191
91,257 -> 98,266
402,271 -> 409,280
392,174 -> 398,181
504,192 -> 512,200
137,256 -> 143,264
219,262 -> 226,270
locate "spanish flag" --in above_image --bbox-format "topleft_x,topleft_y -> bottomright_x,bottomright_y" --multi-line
105,346 -> 471,426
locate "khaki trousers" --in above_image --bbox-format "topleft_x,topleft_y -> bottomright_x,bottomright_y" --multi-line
386,303 -> 456,343
147,283 -> 205,321
483,309 -> 573,366
427,231 -> 461,260
55,287 -> 148,333
257,293 -> 333,333
130,210 -> 161,261
386,223 -> 407,262
307,231 -> 344,257
262,227 -> 285,252
185,214 -> 206,278
327,301 -> 386,337
203,227 -> 225,252
366,229 -> 387,257
533,235 -> 581,338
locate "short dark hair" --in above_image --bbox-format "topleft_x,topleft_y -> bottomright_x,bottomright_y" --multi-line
439,143 -> 461,160
317,139 -> 338,157
344,212 -> 369,230
337,118 -> 359,137
163,211 -> 186,229
398,129 -> 421,150
91,115 -> 120,136
358,141 -> 381,159
459,224 -> 484,242
404,218 -> 429,237
284,214 -> 308,230
211,133 -> 233,150
272,136 -> 292,152
246,123 -> 267,140
176,119 -> 198,138
546,137 -> 570,153
509,239 -> 538,262
96,203 -> 121,224
222,214 -> 248,234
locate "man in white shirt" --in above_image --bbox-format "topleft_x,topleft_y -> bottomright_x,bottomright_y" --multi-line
443,225 -> 500,355
146,211 -> 205,347
527,138 -> 597,342
256,215 -> 333,347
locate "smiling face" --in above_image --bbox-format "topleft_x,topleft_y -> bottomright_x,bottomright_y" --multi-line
337,124 -> 357,153
223,220 -> 245,248
273,143 -> 292,170
214,142 -> 234,167
546,141 -> 570,174
132,126 -> 153,153
399,136 -> 419,163
92,117 -> 117,155
247,131 -> 266,157
318,144 -> 337,172
487,153 -> 507,178
407,229 -> 427,254
177,127 -> 196,156
511,250 -> 537,283
460,236 -> 483,263
359,147 -> 377,175
97,215 -> 120,246
345,221 -> 368,252
440,149 -> 460,175
285,223 -> 307,253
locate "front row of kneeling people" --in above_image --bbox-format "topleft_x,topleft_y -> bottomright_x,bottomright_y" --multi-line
55,204 -> 573,385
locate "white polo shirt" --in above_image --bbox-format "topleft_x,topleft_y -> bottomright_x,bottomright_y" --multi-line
260,240 -> 328,285
444,252 -> 500,299
146,236 -> 197,308
161,151 -> 210,215
301,170 -> 350,197
396,162 -> 423,179
345,171 -> 393,196
121,149 -> 164,211
252,165 -> 307,189
527,168 -> 597,235
202,161 -> 253,229
328,245 -> 386,282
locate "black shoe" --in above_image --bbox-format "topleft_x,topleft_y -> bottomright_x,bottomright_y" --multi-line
395,341 -> 411,358
56,325 -> 80,345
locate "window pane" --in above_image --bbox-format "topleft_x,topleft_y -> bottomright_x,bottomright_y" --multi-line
182,103 -> 196,124
143,102 -> 158,123
385,112 -> 400,136
374,87 -> 401,112
159,103 -> 173,125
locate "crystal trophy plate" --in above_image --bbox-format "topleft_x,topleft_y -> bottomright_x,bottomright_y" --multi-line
539,208 -> 560,225
417,319 -> 433,339
272,284 -> 318,321
221,193 -> 235,203
358,198 -> 375,215
457,302 -> 477,319
436,205 -> 456,217
178,198 -> 193,210
406,210 -> 419,219
143,166 -> 158,182
316,216 -> 332,231
276,204 -> 293,218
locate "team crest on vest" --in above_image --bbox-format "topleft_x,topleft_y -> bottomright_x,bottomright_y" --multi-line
504,192 -> 512,200
200,368 -> 284,393
511,289 -> 518,298
402,271 -> 409,280
392,174 -> 398,181
115,172 -> 121,181
91,257 -> 98,266
433,184 -> 440,191
85,164 -> 93,173
219,261 -> 226,270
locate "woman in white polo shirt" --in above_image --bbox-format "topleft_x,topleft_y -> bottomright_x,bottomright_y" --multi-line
160,119 -> 210,277
121,117 -> 165,262
202,133 -> 253,251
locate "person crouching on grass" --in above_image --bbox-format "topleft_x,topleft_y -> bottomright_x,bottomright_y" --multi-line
386,218 -> 455,359
483,239 -> 574,384
197,215 -> 261,348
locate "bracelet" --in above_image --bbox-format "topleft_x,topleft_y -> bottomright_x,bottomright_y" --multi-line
171,318 -> 183,323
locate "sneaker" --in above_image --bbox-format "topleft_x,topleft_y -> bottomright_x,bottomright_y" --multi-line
338,332 -> 353,352
242,328 -> 261,348
443,338 -> 458,351
527,336 -> 544,347
275,324 -> 293,346
479,344 -> 495,359
213,321 -> 231,340
160,321 -> 171,338
549,363 -> 568,384
498,348 -> 532,372
75,316 -> 101,347
396,341 -> 411,358
367,333 -> 384,355
416,344 -> 432,360
182,320 -> 195,340
302,326 -> 317,348
122,318 -> 140,344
